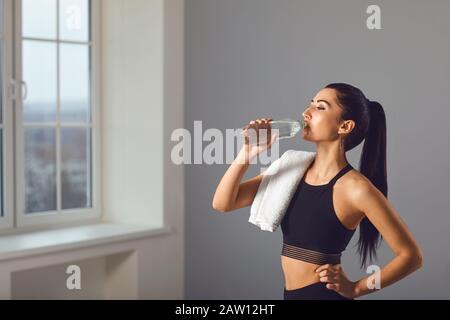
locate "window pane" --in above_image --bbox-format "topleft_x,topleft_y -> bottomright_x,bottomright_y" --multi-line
59,0 -> 89,42
61,128 -> 91,210
25,128 -> 57,214
23,40 -> 57,123
60,43 -> 90,123
22,0 -> 57,39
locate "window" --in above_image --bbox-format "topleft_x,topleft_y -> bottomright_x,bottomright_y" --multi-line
0,0 -> 14,231
0,0 -> 101,231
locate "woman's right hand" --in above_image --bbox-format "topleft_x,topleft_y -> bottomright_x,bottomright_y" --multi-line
238,118 -> 278,162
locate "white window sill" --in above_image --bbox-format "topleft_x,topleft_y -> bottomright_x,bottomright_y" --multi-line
0,223 -> 172,262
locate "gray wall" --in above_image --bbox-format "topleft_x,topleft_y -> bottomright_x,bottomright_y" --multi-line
185,0 -> 450,299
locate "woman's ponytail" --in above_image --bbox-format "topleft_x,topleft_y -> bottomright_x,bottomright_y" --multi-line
357,99 -> 388,268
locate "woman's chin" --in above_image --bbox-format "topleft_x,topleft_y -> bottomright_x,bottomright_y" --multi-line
301,129 -> 314,141
301,133 -> 311,141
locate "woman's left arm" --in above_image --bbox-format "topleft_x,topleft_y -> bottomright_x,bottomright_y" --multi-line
316,180 -> 424,299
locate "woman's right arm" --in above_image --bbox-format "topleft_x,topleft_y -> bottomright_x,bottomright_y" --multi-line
212,149 -> 263,212
212,118 -> 277,212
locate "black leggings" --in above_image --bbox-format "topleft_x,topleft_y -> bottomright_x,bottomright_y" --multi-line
283,281 -> 353,300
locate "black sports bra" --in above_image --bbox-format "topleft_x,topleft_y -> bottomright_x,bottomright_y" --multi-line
280,163 -> 356,265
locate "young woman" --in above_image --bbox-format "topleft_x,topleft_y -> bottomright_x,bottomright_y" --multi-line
212,83 -> 423,300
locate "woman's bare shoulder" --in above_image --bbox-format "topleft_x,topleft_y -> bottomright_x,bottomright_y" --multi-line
341,168 -> 381,200
337,167 -> 368,185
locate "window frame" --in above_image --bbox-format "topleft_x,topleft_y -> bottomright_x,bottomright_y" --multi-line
12,0 -> 102,230
0,0 -> 14,231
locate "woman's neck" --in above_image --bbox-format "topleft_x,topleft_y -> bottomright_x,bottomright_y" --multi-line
309,142 -> 349,180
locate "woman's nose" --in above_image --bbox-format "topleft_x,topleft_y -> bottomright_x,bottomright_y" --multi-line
302,110 -> 311,121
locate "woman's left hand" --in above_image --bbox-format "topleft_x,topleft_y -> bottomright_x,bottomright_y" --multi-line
315,264 -> 357,299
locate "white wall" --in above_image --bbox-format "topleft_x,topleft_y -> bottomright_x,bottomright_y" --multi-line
12,257 -> 106,299
101,0 -> 185,299
102,0 -> 164,226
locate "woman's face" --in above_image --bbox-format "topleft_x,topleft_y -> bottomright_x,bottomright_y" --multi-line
301,88 -> 350,143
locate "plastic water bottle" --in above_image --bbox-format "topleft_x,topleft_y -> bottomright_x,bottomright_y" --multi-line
239,118 -> 306,144
269,118 -> 305,139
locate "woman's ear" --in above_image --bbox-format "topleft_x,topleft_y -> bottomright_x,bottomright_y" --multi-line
339,120 -> 355,135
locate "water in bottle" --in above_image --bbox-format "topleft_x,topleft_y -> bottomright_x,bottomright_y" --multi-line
239,118 -> 306,144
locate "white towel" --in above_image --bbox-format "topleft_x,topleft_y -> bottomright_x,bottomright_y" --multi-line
249,149 -> 317,232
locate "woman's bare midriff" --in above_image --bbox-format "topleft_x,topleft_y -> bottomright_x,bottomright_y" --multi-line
281,255 -> 323,290
280,170 -> 366,290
